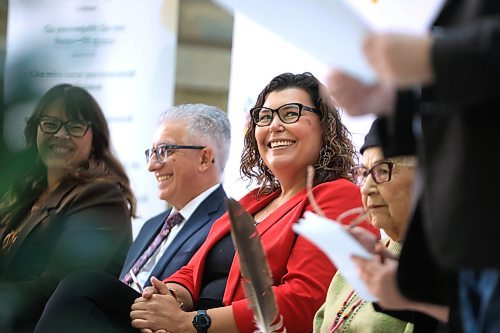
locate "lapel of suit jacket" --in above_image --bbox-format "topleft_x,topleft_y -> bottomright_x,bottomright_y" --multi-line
120,209 -> 171,278
255,188 -> 306,237
4,179 -> 80,268
224,188 -> 306,303
148,186 -> 226,283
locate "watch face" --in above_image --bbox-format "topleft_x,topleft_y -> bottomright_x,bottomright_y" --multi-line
193,311 -> 211,330
195,315 -> 210,327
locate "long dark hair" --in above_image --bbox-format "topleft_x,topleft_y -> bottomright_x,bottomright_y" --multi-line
0,84 -> 136,227
240,72 -> 356,196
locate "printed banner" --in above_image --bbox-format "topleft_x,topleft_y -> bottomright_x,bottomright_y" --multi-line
4,0 -> 179,236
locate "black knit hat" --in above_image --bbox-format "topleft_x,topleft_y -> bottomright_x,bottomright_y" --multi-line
360,119 -> 381,154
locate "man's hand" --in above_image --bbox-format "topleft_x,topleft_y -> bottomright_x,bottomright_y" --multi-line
132,277 -> 191,332
326,70 -> 396,116
142,276 -> 169,300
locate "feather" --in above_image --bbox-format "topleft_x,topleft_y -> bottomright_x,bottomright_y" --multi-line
226,198 -> 285,333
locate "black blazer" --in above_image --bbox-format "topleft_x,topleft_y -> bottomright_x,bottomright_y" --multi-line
375,1 -> 500,330
0,178 -> 132,332
380,0 -> 500,270
119,185 -> 227,286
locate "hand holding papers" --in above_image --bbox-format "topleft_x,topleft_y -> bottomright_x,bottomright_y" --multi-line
292,211 -> 377,302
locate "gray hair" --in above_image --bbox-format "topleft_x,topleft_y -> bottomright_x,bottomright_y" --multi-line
159,104 -> 231,176
390,155 -> 417,165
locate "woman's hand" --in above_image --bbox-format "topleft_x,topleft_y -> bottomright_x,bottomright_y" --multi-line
130,277 -> 193,332
348,226 -> 379,252
351,256 -> 410,310
348,227 -> 397,260
352,255 -> 451,322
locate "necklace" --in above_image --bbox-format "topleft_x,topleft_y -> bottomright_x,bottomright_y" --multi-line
329,290 -> 365,333
253,190 -> 297,224
2,230 -> 18,252
254,199 -> 278,224
1,190 -> 53,253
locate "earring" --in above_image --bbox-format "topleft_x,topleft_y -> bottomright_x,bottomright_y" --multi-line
318,146 -> 331,166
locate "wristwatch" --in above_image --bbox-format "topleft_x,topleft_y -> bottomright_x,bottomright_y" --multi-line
192,309 -> 211,333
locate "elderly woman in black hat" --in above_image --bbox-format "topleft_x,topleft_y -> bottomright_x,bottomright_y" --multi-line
314,119 -> 416,333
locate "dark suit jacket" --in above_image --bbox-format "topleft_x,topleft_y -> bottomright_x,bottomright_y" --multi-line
422,0 -> 500,270
0,178 -> 132,332
374,1 -> 499,330
379,0 -> 500,271
119,185 -> 227,286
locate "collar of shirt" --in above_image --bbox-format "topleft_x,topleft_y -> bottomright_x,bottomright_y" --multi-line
177,184 -> 221,221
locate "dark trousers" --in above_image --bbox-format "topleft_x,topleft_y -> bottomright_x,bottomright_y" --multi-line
35,270 -> 140,333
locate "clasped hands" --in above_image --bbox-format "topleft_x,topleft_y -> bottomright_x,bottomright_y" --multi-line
130,277 -> 190,333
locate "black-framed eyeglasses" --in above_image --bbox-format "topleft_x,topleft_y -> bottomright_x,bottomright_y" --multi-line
351,161 -> 394,186
145,144 -> 206,163
38,116 -> 91,137
250,102 -> 322,127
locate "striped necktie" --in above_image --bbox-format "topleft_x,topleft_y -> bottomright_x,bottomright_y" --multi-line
122,212 -> 183,286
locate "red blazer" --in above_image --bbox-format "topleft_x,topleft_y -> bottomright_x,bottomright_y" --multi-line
165,179 -> 378,332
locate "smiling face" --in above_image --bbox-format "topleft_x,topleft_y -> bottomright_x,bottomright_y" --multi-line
360,147 -> 415,241
36,100 -> 93,180
147,120 -> 206,209
254,88 -> 323,185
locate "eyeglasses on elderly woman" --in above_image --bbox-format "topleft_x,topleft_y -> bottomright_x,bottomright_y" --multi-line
351,161 -> 414,186
250,102 -> 322,127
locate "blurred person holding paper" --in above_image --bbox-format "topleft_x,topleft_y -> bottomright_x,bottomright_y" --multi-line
326,2 -> 500,332
314,119 -> 416,333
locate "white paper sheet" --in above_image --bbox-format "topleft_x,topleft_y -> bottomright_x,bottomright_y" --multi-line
214,0 -> 446,83
341,0 -> 446,35
214,0 -> 375,83
293,211 -> 377,302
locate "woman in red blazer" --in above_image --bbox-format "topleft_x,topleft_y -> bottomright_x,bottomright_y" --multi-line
129,72 -> 377,333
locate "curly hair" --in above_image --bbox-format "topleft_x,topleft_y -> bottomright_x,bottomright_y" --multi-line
240,72 -> 357,196
0,84 -> 136,227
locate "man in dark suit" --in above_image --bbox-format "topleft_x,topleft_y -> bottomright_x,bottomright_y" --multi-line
120,103 -> 230,291
34,103 -> 232,332
120,187 -> 226,288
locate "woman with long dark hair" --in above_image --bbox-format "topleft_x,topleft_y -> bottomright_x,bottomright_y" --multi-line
0,84 -> 135,332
